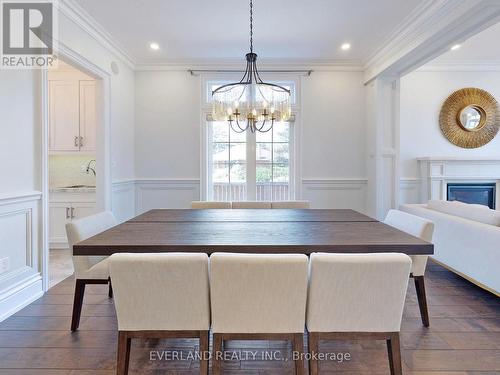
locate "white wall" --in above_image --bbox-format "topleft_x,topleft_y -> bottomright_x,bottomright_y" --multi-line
58,12 -> 136,184
399,69 -> 500,203
135,71 -> 200,179
0,7 -> 136,320
300,71 -> 367,210
400,70 -> 500,178
133,69 -> 368,212
0,70 -> 43,320
301,71 -> 366,179
0,70 -> 39,194
110,66 -> 135,183
57,10 -> 136,221
134,70 -> 202,212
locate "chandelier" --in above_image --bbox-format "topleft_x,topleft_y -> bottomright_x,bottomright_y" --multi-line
211,0 -> 291,133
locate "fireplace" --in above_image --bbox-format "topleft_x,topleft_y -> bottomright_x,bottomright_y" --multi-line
447,183 -> 496,209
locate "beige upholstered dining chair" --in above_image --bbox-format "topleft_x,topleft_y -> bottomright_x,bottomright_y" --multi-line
210,253 -> 309,375
109,253 -> 210,375
271,201 -> 310,209
190,201 -> 232,209
384,209 -> 435,327
231,201 -> 272,209
65,211 -> 117,331
307,253 -> 411,375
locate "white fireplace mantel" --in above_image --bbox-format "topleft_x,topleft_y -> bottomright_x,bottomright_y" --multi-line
417,157 -> 500,205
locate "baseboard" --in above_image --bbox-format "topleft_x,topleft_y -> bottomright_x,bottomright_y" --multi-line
0,274 -> 43,322
430,258 -> 500,297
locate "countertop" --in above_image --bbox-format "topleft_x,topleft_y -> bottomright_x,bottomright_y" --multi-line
50,187 -> 96,193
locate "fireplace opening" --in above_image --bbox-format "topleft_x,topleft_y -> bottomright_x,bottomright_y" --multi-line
447,183 -> 496,209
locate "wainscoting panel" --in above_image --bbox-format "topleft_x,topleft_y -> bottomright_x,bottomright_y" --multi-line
135,179 -> 200,213
111,180 -> 136,222
0,192 -> 43,321
399,178 -> 421,205
301,179 -> 368,213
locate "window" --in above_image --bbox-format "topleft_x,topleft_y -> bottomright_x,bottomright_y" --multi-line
205,80 -> 297,202
255,122 -> 291,201
210,121 -> 248,201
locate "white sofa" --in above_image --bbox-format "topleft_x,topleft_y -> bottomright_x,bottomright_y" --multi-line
400,201 -> 500,295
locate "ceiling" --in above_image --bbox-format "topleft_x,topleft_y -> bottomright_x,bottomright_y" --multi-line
431,21 -> 500,64
76,0 -> 425,65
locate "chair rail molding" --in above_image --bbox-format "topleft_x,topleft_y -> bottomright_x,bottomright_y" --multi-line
0,192 -> 43,322
301,178 -> 368,213
135,179 -> 201,214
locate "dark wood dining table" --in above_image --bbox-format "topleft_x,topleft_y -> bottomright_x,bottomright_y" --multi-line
73,209 -> 433,256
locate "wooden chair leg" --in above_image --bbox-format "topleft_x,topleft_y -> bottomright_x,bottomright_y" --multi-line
71,280 -> 86,331
293,333 -> 305,375
212,333 -> 223,375
414,275 -> 429,327
199,330 -> 209,375
386,333 -> 402,375
108,278 -> 113,299
116,331 -> 131,375
308,332 -> 319,375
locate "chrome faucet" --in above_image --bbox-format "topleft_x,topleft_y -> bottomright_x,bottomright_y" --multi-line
86,159 -> 96,176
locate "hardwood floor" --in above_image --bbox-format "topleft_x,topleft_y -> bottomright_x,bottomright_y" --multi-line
0,260 -> 498,374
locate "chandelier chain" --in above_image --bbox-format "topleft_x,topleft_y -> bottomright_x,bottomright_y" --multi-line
211,0 -> 291,133
250,0 -> 253,53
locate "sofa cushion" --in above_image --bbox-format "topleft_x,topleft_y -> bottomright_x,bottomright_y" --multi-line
427,200 -> 500,226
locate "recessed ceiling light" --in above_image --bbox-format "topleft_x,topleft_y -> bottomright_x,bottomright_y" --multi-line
341,43 -> 351,51
451,44 -> 461,51
150,42 -> 160,51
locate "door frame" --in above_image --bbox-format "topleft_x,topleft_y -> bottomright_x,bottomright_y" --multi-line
40,42 -> 112,291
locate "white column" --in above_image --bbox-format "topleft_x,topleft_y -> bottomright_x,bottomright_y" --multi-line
365,76 -> 400,220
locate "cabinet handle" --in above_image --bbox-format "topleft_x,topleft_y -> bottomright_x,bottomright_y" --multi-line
71,207 -> 75,219
79,136 -> 84,147
74,136 -> 79,147
66,207 -> 70,219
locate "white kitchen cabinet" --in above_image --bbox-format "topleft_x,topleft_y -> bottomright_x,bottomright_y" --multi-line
49,191 -> 96,249
49,80 -> 80,151
71,202 -> 96,221
48,80 -> 96,152
79,81 -> 96,152
49,202 -> 71,247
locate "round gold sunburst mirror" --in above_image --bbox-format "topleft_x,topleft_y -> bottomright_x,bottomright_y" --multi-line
440,88 -> 500,148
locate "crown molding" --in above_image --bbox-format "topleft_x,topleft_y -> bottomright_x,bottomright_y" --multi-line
364,0 -> 449,70
417,60 -> 500,72
54,0 -> 364,74
56,0 -> 500,78
58,0 -> 136,70
364,0 -> 500,83
135,58 -> 364,72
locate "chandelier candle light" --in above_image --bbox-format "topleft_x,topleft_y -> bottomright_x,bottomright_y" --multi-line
211,0 -> 292,133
